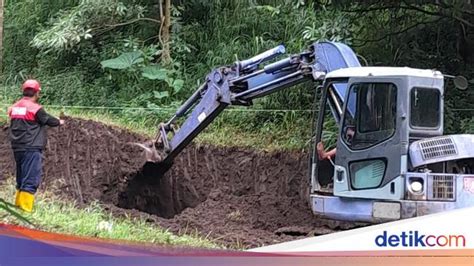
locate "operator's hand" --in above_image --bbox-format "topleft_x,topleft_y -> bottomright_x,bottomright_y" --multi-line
59,119 -> 65,126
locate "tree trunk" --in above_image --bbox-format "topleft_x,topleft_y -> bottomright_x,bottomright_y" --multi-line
0,0 -> 4,73
161,0 -> 171,64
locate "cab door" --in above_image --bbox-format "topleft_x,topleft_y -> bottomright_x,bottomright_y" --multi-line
311,80 -> 346,193
334,77 -> 405,200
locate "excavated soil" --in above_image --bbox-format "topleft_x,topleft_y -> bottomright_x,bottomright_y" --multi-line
0,118 -> 359,248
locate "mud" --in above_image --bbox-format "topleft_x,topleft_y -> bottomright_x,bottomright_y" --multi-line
0,118 -> 360,248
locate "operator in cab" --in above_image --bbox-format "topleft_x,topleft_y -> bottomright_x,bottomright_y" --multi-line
7,79 -> 65,212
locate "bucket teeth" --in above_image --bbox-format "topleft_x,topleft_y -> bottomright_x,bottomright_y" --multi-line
130,141 -> 163,163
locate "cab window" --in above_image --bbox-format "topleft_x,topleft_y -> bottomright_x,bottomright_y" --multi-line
342,83 -> 397,150
410,87 -> 440,128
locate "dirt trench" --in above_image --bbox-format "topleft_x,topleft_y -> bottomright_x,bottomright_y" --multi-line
0,118 -> 356,248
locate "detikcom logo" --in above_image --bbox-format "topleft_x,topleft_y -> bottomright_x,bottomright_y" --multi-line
375,231 -> 466,247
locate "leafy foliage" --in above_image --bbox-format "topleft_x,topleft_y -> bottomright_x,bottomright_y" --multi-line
1,0 -> 473,150
141,65 -> 168,80
101,51 -> 144,69
31,0 -> 145,52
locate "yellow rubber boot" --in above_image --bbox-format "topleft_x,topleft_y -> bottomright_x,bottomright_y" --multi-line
14,190 -> 20,206
17,191 -> 35,213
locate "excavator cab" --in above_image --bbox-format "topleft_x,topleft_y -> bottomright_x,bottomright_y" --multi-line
310,67 -> 474,222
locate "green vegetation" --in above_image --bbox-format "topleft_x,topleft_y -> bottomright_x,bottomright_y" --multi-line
0,183 -> 220,248
2,1 -> 473,151
2,1 -> 473,150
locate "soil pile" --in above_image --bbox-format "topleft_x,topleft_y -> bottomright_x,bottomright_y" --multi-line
1,118 -> 147,202
0,118 -> 357,248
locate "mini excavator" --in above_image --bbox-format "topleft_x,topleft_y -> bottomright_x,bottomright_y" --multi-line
138,41 -> 474,222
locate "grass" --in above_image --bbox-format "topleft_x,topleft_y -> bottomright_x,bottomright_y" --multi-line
0,183 -> 220,249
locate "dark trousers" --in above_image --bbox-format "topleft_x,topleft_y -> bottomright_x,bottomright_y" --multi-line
13,150 -> 43,194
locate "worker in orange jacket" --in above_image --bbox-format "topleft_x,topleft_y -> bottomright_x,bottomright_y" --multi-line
7,79 -> 64,212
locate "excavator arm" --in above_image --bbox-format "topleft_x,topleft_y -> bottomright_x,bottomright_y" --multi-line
145,42 -> 360,169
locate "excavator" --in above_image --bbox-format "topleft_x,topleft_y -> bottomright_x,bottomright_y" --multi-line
138,41 -> 474,223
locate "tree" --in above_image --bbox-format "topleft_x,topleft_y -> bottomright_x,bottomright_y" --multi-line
160,0 -> 172,64
0,0 -> 4,73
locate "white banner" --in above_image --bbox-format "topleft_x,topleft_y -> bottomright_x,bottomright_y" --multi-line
250,207 -> 474,252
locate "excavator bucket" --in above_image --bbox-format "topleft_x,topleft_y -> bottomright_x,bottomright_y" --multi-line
129,141 -> 173,178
